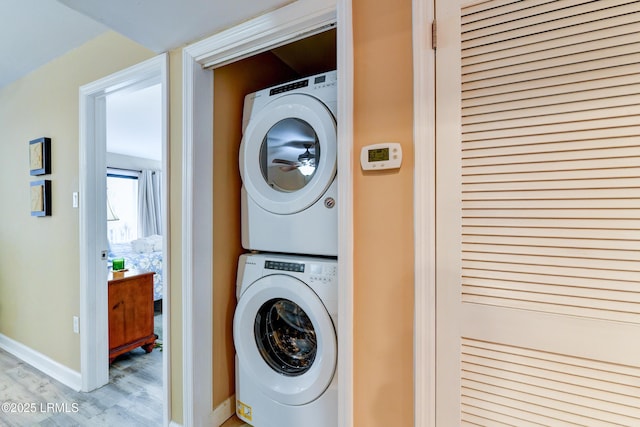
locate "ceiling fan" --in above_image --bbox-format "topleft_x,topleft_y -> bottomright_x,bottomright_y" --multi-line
272,143 -> 316,174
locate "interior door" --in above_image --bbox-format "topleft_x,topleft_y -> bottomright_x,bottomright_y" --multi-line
435,0 -> 640,424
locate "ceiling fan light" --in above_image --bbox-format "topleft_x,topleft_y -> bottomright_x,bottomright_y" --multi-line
298,163 -> 315,176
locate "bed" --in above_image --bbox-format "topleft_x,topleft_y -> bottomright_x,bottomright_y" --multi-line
109,235 -> 164,301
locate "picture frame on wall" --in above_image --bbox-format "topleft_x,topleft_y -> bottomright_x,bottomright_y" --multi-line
31,180 -> 51,217
29,137 -> 51,176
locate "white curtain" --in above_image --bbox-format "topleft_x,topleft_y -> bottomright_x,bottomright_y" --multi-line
138,170 -> 162,237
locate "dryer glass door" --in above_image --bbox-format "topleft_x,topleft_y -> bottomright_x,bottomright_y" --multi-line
260,118 -> 320,193
240,93 -> 337,215
254,298 -> 317,376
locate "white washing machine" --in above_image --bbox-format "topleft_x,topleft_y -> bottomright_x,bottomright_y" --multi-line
239,71 -> 337,256
233,253 -> 337,427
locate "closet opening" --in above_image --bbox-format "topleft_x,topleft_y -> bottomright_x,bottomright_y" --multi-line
211,27 -> 337,423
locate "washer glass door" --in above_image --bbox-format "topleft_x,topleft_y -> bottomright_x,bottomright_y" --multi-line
240,93 -> 337,215
234,274 -> 337,406
254,298 -> 317,376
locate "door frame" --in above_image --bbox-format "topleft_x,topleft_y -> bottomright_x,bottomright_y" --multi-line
413,0 -> 436,426
78,54 -> 171,423
181,0 -> 354,425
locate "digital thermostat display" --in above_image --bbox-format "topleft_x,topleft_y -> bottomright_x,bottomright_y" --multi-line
368,148 -> 390,162
361,143 -> 402,171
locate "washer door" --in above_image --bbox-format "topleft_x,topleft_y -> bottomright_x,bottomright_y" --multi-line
240,93 -> 337,214
233,275 -> 337,406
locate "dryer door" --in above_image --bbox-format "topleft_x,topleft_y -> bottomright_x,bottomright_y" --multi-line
233,274 -> 337,406
240,93 -> 337,215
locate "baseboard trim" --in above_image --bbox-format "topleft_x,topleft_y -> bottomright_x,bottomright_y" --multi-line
211,394 -> 235,426
0,333 -> 82,391
169,421 -> 184,427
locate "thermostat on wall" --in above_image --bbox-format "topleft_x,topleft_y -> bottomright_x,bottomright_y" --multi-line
360,142 -> 402,171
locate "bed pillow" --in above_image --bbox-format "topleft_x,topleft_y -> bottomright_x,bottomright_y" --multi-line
131,237 -> 154,253
149,234 -> 163,251
131,235 -> 163,253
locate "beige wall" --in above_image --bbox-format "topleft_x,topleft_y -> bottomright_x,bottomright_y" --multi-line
0,32 -> 154,371
0,32 -> 186,425
353,0 -> 415,425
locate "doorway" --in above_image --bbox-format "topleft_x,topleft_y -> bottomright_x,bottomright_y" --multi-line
105,81 -> 164,365
78,54 -> 170,424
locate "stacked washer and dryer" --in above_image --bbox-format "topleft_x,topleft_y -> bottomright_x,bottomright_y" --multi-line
234,71 -> 339,427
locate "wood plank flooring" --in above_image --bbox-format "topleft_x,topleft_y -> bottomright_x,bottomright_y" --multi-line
220,414 -> 249,427
0,315 -> 163,426
0,313 -> 251,427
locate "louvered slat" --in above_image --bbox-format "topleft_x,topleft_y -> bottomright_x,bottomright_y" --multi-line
464,63 -> 640,100
462,234 -> 640,251
462,2 -> 640,48
463,267 -> 640,292
457,1 -> 640,423
462,138 -> 640,160
462,125 -> 640,150
461,0 -> 640,323
461,339 -> 640,425
462,226 -> 639,240
463,73 -> 640,108
463,16 -> 640,67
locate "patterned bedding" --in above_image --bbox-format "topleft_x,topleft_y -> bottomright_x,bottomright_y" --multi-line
109,237 -> 163,301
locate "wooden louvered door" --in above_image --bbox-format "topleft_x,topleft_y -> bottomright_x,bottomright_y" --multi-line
435,0 -> 640,425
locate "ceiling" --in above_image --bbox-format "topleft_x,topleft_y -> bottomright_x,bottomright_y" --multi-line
0,0 -> 107,89
1,0 -> 294,161
57,0 -> 293,52
0,0 -> 294,90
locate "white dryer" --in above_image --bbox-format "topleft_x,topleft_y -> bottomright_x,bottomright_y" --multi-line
233,253 -> 337,427
239,71 -> 337,256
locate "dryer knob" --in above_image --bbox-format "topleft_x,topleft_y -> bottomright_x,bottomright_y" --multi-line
324,197 -> 336,209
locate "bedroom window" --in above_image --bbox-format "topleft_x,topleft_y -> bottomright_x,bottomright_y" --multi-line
107,170 -> 139,243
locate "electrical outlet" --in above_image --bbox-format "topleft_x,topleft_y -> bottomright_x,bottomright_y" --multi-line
72,192 -> 79,208
73,316 -> 80,334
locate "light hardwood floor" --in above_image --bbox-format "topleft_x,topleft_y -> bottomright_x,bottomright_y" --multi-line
0,313 -> 250,427
0,315 -> 163,426
220,414 -> 249,427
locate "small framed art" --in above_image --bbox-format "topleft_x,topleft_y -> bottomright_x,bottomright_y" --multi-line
31,180 -> 51,217
29,137 -> 51,176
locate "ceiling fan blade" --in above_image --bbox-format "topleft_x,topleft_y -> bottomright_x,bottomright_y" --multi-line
272,158 -> 300,166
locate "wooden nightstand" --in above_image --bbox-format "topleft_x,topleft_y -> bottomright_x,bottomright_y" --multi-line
108,270 -> 157,363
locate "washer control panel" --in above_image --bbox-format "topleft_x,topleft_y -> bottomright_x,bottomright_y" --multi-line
258,256 -> 337,285
309,262 -> 337,284
264,260 -> 305,272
